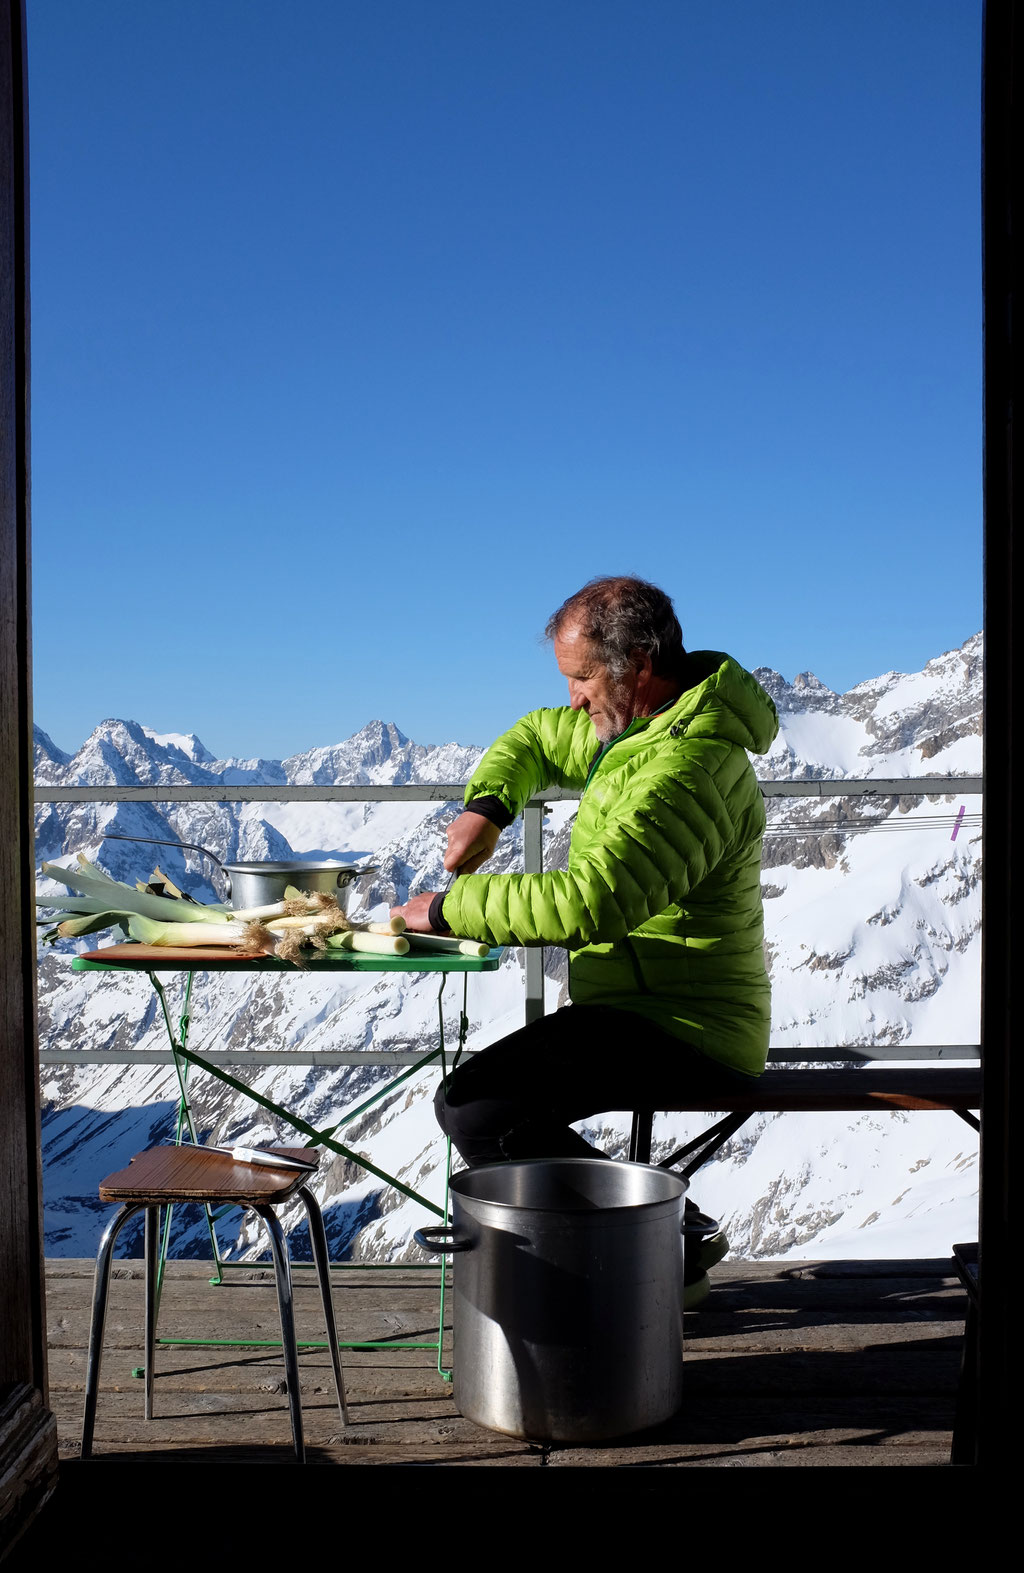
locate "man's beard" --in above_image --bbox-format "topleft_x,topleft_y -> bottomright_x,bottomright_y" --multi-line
590,679 -> 636,742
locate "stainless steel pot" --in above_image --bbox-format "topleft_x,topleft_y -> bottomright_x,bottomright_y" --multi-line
217,860 -> 368,910
102,833 -> 374,909
416,1158 -> 703,1444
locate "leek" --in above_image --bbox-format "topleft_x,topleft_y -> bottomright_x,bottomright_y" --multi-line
229,898 -> 321,923
403,933 -> 492,957
40,861 -> 230,924
126,915 -> 253,947
326,930 -> 410,956
46,910 -> 134,942
150,865 -> 199,902
265,916 -> 333,933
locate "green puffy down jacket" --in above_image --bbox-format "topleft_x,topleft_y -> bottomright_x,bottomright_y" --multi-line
442,651 -> 780,1075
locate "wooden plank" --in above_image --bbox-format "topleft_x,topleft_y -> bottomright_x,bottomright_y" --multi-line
50,1387 -> 954,1446
58,1439 -> 543,1466
56,1438 -> 953,1468
45,1289 -> 443,1340
48,1388 -> 509,1449
50,1387 -> 955,1456
43,1256 -> 964,1294
48,1346 -> 447,1392
687,1277 -> 965,1314
709,1257 -> 959,1279
44,1258 -> 446,1283
680,1346 -> 960,1396
687,1317 -> 965,1352
545,1443 -> 954,1468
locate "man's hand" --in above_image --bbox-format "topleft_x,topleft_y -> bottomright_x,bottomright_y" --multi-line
390,893 -> 439,933
390,811 -> 501,931
445,810 -> 501,875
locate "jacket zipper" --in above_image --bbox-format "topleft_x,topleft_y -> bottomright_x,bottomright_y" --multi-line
579,707 -> 676,991
581,717 -> 644,795
580,696 -> 679,796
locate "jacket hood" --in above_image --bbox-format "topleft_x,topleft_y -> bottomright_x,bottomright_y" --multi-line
661,651 -> 779,756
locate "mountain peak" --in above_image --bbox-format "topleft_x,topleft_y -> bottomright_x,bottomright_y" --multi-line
350,720 -> 412,751
140,726 -> 216,765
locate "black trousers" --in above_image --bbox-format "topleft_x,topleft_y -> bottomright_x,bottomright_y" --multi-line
434,1004 -> 753,1167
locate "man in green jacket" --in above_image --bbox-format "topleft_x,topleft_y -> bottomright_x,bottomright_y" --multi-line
393,576 -> 779,1296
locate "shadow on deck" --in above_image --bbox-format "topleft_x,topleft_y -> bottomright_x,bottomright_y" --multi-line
41,1254 -> 966,1470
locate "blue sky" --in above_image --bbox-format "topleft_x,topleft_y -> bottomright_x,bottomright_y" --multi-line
28,1 -> 982,760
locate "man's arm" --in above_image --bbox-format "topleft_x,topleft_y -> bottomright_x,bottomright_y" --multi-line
395,810 -> 501,933
438,751 -> 748,948
458,706 -> 594,823
392,707 -> 594,932
444,806 -> 505,875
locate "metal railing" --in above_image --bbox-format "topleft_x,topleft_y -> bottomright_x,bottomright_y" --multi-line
34,774 -> 982,1053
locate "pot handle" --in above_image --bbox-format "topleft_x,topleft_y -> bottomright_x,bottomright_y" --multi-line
101,832 -> 231,901
681,1209 -> 720,1236
414,1225 -> 470,1255
335,865 -> 377,888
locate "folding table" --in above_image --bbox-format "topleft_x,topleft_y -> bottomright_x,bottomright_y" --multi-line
72,942 -> 503,1379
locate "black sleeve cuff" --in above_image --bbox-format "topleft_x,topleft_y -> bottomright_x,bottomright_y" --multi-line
466,794 -> 514,830
428,892 -> 452,934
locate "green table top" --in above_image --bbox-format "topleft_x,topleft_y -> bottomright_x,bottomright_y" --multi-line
72,946 -> 504,974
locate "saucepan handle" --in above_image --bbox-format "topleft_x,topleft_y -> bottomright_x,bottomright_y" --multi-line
414,1225 -> 470,1254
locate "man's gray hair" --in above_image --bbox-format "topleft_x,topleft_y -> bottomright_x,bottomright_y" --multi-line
545,576 -> 686,681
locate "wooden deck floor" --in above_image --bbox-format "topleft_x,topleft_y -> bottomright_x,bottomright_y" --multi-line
44,1254 -> 966,1469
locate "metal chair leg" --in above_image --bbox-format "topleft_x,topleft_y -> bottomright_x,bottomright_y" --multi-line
82,1202 -> 147,1459
144,1205 -> 159,1420
255,1204 -> 305,1463
299,1183 -> 348,1426
628,1110 -> 654,1163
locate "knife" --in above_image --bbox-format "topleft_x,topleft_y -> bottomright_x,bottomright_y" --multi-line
203,1144 -> 318,1171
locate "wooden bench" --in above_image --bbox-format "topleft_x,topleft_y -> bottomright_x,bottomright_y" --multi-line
626,1043 -> 981,1173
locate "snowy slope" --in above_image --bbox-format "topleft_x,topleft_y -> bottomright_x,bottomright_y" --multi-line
35,636 -> 982,1262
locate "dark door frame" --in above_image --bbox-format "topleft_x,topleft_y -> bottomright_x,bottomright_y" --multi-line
1,0 -> 59,1555
978,0 -> 1021,1468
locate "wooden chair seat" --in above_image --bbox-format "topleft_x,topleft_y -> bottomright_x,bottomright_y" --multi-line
98,1143 -> 319,1204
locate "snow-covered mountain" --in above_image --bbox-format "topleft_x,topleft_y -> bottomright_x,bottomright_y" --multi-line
35,635 -> 982,1264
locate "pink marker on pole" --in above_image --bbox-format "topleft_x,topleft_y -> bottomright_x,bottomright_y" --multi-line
951,805 -> 966,842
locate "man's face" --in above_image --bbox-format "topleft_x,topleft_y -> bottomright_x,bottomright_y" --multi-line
554,622 -> 637,743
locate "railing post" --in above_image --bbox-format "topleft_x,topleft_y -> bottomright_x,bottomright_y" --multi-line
523,800 -> 545,1024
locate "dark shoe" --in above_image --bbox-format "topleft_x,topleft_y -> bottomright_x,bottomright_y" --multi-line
694,1228 -> 729,1275
682,1272 -> 711,1310
682,1214 -> 729,1311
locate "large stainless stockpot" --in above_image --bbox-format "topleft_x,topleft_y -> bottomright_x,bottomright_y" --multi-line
417,1158 -> 700,1444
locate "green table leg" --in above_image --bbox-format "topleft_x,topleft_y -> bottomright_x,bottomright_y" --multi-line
138,966 -> 470,1370
148,971 -> 224,1287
